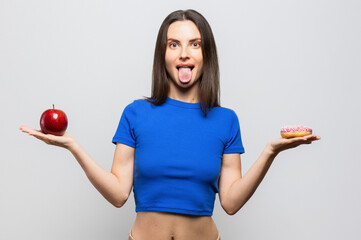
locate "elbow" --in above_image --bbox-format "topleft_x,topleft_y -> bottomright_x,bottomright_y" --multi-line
224,206 -> 239,216
222,200 -> 244,216
113,201 -> 125,208
226,209 -> 236,216
113,193 -> 129,208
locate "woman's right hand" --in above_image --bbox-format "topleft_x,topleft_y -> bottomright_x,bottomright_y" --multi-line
19,125 -> 77,150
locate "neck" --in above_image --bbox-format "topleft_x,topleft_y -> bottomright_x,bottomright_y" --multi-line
168,80 -> 200,103
168,95 -> 199,103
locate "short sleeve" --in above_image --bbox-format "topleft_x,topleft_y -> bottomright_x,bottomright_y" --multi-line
223,111 -> 245,154
112,102 -> 137,148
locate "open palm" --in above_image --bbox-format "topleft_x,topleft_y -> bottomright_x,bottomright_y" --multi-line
19,125 -> 76,149
267,134 -> 321,155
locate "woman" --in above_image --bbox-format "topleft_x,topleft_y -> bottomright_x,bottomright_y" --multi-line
20,9 -> 320,240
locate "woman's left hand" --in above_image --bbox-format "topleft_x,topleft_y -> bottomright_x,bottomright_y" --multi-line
267,134 -> 321,156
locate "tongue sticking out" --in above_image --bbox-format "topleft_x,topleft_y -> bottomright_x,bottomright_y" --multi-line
178,67 -> 192,83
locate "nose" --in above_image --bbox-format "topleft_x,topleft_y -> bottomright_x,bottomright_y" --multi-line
179,46 -> 190,61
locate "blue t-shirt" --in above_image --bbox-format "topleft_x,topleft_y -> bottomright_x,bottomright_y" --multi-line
112,97 -> 245,216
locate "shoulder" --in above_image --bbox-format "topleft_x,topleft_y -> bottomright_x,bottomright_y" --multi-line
122,98 -> 156,118
124,98 -> 148,110
211,105 -> 238,120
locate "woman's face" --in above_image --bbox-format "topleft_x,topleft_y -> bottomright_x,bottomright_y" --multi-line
165,20 -> 203,91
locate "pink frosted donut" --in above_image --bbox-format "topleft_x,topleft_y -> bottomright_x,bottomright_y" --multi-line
280,126 -> 312,138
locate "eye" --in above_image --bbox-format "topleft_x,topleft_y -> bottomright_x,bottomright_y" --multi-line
169,42 -> 179,48
192,42 -> 201,48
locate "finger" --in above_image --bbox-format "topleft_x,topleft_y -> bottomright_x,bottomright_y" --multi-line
285,136 -> 309,144
19,125 -> 40,135
303,134 -> 321,141
20,126 -> 51,140
289,134 -> 320,143
31,131 -> 50,141
32,134 -> 49,143
19,125 -> 32,133
296,137 -> 318,146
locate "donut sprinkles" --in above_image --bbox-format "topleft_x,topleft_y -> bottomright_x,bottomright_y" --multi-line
280,126 -> 312,138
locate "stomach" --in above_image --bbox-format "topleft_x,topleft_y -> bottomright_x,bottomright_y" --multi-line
130,211 -> 219,240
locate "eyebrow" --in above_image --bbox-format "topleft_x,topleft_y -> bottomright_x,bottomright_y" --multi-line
167,38 -> 201,43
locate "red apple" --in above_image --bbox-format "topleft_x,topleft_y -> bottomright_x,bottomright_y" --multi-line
40,104 -> 68,136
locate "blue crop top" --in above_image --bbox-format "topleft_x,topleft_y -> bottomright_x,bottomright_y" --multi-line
112,97 -> 245,216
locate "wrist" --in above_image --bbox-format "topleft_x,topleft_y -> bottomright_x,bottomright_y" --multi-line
66,140 -> 80,152
265,143 -> 279,158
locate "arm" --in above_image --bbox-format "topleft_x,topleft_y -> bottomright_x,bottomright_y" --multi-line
19,126 -> 134,208
218,149 -> 275,215
69,142 -> 134,208
219,134 -> 320,215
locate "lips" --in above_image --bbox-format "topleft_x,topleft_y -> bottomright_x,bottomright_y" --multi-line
176,64 -> 194,70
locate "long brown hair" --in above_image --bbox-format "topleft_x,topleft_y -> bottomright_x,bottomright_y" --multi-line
143,9 -> 220,117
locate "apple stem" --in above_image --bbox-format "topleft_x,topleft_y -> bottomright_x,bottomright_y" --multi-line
53,104 -> 55,109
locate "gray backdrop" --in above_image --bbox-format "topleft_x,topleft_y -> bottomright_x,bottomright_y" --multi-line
1,0 -> 360,239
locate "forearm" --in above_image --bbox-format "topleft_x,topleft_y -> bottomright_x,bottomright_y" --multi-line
226,147 -> 277,214
67,142 -> 127,208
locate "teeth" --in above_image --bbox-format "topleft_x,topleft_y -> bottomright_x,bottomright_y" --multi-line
177,66 -> 194,70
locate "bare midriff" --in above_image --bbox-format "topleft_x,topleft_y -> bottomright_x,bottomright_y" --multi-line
130,211 -> 219,240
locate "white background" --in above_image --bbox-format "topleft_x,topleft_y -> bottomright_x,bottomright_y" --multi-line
1,0 -> 360,239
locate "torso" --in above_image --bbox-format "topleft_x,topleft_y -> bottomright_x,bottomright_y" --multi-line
130,212 -> 219,240
120,99 -> 241,239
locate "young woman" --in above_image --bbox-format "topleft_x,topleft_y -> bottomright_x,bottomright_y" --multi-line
20,9 -> 320,240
